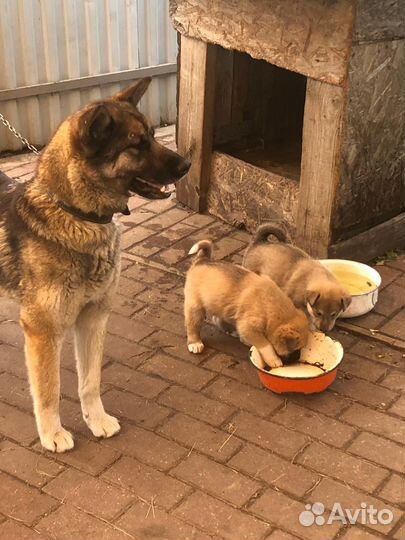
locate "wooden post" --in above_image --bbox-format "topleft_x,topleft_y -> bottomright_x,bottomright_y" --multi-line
296,79 -> 346,258
176,35 -> 217,212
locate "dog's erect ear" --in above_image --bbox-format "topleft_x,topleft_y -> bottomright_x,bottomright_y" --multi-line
77,104 -> 115,155
341,293 -> 352,312
306,290 -> 320,307
113,78 -> 152,106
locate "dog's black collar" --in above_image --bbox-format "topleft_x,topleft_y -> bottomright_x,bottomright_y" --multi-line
57,200 -> 130,224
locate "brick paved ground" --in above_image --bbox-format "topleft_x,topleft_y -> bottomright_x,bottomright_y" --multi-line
0,127 -> 404,540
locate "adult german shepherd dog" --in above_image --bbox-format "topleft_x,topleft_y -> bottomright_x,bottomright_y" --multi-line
0,78 -> 190,452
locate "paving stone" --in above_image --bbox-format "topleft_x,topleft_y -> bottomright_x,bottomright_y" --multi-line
289,390 -> 351,417
229,443 -> 319,498
0,343 -> 26,378
0,441 -> 64,487
249,488 -> 341,540
49,435 -> 120,476
136,288 -> 184,315
331,376 -> 398,408
0,520 -> 48,540
340,352 -> 389,382
380,308 -> 405,339
308,477 -> 402,534
0,401 -> 38,445
37,504 -> 129,540
340,403 -> 405,444
49,473 -> 134,521
0,372 -> 33,410
378,474 -> 405,507
348,432 -> 405,474
298,441 -> 389,492
0,471 -> 57,525
141,329 -> 213,364
202,353 -> 263,388
107,313 -> 155,342
339,528 -> 386,540
102,456 -> 192,510
272,402 -> 356,447
375,265 -> 402,289
102,362 -> 170,399
120,225 -> 154,250
172,453 -> 261,506
181,213 -> 216,228
160,412 -> 242,462
102,388 -> 171,428
374,283 -> 405,317
389,395 -> 405,417
173,491 -> 270,540
140,352 -> 216,391
104,333 -> 151,365
350,341 -> 403,367
380,369 -> 405,393
117,500 -> 214,540
158,385 -> 234,427
267,531 -> 300,540
231,411 -> 309,460
393,521 -> 405,540
0,320 -> 24,348
0,298 -> 20,320
101,423 -> 187,470
133,309 -> 185,337
204,375 -> 282,416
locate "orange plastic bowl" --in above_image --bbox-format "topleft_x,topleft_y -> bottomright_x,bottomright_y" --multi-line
249,334 -> 344,394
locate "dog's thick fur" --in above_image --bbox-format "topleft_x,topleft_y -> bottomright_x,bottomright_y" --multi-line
243,224 -> 352,332
0,78 -> 190,452
184,240 -> 309,369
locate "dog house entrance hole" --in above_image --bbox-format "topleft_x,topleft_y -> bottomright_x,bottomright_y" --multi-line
213,48 -> 307,182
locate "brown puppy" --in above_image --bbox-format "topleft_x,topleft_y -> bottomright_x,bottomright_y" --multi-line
184,240 -> 309,368
243,224 -> 351,332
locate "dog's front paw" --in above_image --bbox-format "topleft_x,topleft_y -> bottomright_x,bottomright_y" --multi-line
86,412 -> 121,438
188,341 -> 205,354
41,427 -> 74,453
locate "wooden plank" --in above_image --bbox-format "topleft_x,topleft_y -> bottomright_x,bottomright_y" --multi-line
336,321 -> 405,352
333,40 -> 405,241
329,213 -> 405,262
354,0 -> 405,43
295,80 -> 346,258
170,0 -> 355,86
176,35 -> 217,211
206,151 -> 299,234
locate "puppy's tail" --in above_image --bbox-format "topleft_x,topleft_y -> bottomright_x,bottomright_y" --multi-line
253,223 -> 288,245
188,240 -> 213,263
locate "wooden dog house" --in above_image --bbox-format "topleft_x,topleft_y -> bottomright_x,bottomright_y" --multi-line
170,0 -> 405,260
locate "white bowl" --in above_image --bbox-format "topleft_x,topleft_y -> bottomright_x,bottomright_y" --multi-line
320,259 -> 382,318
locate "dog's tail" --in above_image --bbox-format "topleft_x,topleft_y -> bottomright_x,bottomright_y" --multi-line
252,223 -> 288,245
188,239 -> 213,263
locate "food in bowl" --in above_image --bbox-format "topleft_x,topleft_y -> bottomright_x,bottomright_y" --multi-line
320,259 -> 382,318
250,331 -> 343,394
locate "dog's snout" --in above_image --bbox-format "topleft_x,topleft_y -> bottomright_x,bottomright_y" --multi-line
176,158 -> 191,177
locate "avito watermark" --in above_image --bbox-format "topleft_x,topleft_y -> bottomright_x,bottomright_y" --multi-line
299,502 -> 393,527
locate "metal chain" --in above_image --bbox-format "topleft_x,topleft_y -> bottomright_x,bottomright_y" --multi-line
0,112 -> 40,155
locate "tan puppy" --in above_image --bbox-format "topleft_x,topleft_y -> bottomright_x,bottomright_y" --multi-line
243,224 -> 351,332
184,240 -> 309,368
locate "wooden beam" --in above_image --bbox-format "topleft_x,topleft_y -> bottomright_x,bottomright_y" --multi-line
329,213 -> 405,262
176,35 -> 217,212
296,80 -> 346,258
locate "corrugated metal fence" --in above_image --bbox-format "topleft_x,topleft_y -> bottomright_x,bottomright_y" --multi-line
0,0 -> 177,152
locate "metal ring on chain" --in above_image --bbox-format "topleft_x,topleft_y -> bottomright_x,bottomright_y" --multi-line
0,112 -> 40,155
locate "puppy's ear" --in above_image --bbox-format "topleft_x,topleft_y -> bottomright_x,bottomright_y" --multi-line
341,293 -> 352,312
113,78 -> 151,106
306,289 -> 320,307
75,104 -> 115,156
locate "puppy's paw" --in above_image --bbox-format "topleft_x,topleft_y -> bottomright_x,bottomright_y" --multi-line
265,355 -> 283,369
41,427 -> 74,453
188,341 -> 205,354
86,412 -> 121,438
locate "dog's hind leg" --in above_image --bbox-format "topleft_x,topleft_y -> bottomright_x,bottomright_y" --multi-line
21,312 -> 74,453
74,302 -> 120,439
184,300 -> 205,354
